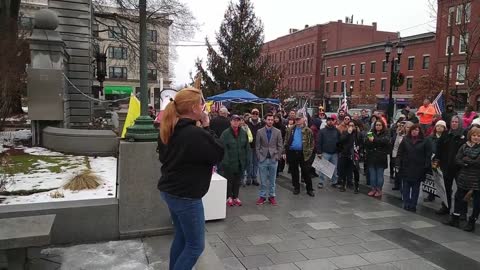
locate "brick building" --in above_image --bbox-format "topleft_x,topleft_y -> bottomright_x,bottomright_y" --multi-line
264,0 -> 480,111
261,19 -> 397,103
436,0 -> 480,109
323,33 -> 436,111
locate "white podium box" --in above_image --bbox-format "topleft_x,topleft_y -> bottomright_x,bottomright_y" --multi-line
203,173 -> 227,221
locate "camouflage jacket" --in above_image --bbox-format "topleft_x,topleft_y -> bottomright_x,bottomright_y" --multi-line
284,126 -> 315,161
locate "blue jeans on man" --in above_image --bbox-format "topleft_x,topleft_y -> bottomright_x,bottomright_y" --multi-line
161,192 -> 205,270
318,152 -> 338,185
402,180 -> 421,211
258,158 -> 278,198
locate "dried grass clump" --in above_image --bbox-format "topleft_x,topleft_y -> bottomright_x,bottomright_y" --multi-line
64,170 -> 101,191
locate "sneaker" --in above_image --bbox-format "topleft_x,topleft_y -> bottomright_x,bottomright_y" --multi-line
307,191 -> 315,197
233,198 -> 242,206
318,183 -> 324,189
227,197 -> 234,207
269,197 -> 278,206
256,197 -> 266,205
374,190 -> 383,197
368,189 -> 376,196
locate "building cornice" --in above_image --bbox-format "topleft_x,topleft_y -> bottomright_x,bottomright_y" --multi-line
323,32 -> 436,58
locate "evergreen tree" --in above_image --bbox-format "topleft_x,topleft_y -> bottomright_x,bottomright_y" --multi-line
195,0 -> 282,97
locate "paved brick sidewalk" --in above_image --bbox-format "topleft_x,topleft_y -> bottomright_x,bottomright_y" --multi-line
20,171 -> 480,270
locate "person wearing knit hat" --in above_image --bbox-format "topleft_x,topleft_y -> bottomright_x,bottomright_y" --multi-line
471,118 -> 480,127
436,120 -> 447,129
423,119 -> 448,202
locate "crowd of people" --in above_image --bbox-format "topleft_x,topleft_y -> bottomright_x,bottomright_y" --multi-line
155,87 -> 480,270
209,97 -> 480,234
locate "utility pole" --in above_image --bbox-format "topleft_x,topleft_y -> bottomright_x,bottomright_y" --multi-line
445,12 -> 454,103
125,0 -> 159,141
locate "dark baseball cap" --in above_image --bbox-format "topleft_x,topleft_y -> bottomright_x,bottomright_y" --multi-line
231,114 -> 241,120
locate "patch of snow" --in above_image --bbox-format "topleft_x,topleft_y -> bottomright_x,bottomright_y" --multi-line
0,145 -> 4,153
0,155 -> 117,205
22,146 -> 64,156
0,130 -> 32,146
43,239 -> 149,270
22,106 -> 28,113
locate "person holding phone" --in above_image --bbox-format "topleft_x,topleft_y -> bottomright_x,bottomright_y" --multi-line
158,87 -> 224,270
365,120 -> 391,197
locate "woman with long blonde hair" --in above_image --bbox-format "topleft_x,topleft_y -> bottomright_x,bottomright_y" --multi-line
157,87 -> 224,270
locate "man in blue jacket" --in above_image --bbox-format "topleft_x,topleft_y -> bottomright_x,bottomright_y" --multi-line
317,116 -> 340,188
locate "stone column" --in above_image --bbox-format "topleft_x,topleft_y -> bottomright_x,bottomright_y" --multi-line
27,9 -> 68,145
118,141 -> 173,238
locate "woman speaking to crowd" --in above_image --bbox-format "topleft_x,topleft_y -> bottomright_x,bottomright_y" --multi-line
157,87 -> 224,270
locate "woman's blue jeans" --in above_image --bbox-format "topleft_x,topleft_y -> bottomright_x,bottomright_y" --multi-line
161,192 -> 205,270
368,166 -> 385,189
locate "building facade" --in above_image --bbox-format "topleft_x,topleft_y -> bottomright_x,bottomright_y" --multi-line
261,19 -> 398,104
436,0 -> 480,109
93,6 -> 172,104
323,33 -> 436,111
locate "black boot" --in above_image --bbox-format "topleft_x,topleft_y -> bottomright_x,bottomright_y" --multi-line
463,217 -> 477,232
436,205 -> 450,215
443,214 -> 460,227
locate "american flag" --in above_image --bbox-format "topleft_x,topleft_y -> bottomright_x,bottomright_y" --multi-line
339,85 -> 348,113
432,90 -> 445,114
298,100 -> 309,123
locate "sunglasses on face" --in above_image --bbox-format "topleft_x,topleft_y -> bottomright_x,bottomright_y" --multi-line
252,112 -> 259,115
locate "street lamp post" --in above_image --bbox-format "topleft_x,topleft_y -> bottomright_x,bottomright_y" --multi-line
384,40 -> 405,123
95,52 -> 107,99
125,0 -> 159,141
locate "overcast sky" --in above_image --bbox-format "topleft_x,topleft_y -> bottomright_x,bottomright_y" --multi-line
172,0 -> 436,87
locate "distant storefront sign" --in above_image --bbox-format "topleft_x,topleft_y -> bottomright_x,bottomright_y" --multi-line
104,85 -> 133,95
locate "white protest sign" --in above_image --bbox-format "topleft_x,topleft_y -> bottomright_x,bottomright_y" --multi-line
312,156 -> 335,179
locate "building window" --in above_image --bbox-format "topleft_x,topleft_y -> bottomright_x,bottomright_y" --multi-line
394,59 -> 400,72
326,67 -> 331,77
108,26 -> 127,38
444,65 -> 452,79
359,80 -> 365,91
382,60 -> 387,72
148,49 -> 157,62
381,79 -> 386,92
406,77 -> 413,91
341,81 -> 346,92
325,82 -> 330,93
369,79 -> 375,90
342,66 -> 346,76
465,2 -> 471,23
446,36 -> 455,55
333,82 -> 338,92
350,64 -> 355,75
460,33 -> 468,54
456,5 -> 463,25
303,61 -> 306,73
457,64 -> 466,83
108,47 -> 128,60
407,57 -> 415,71
306,61 -> 310,73
334,67 -> 338,76
448,6 -> 455,26
108,67 -> 127,79
296,47 -> 299,58
422,56 -> 430,69
148,69 -> 157,81
360,63 -> 366,74
370,62 -> 376,73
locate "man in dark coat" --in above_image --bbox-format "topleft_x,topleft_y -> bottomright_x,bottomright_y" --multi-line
211,107 -> 231,137
246,108 -> 264,185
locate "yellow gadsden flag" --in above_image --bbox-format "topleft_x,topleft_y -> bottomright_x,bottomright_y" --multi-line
121,94 -> 141,138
